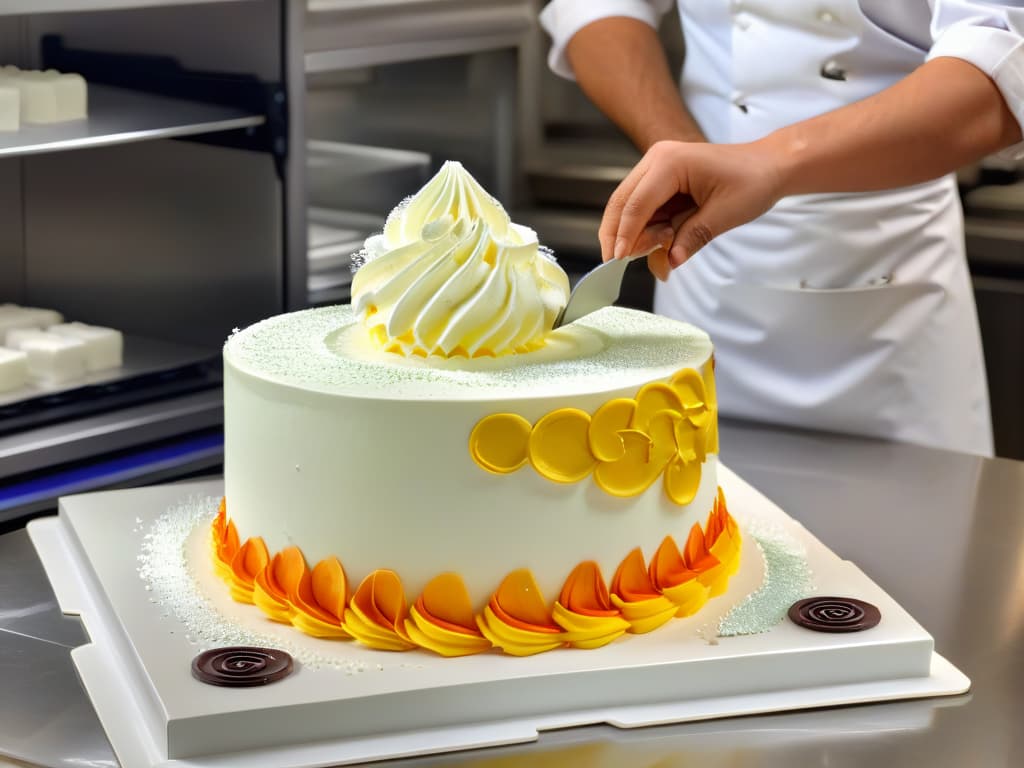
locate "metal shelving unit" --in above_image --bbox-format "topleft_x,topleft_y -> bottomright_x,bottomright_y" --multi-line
0,0 -> 252,15
305,0 -> 533,72
0,85 -> 264,158
0,0 -> 300,524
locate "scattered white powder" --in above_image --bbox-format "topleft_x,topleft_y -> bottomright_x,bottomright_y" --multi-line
137,495 -> 372,673
717,518 -> 814,637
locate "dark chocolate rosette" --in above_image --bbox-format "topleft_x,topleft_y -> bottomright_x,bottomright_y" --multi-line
788,596 -> 881,633
191,646 -> 294,687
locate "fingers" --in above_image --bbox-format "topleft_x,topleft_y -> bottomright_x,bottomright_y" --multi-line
668,212 -> 718,268
599,159 -> 650,262
631,222 -> 676,259
611,164 -> 684,261
647,248 -> 672,282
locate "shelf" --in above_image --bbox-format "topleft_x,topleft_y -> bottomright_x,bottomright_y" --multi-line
0,333 -> 218,436
307,207 -> 382,306
305,0 -> 532,71
0,85 -> 265,159
0,0 -> 254,15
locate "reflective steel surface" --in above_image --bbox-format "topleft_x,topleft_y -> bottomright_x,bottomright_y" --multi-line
2,419 -> 1022,767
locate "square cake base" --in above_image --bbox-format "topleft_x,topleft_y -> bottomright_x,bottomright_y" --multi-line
27,466 -> 968,768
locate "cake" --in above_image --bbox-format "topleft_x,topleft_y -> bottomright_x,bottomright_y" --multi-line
215,162 -> 740,656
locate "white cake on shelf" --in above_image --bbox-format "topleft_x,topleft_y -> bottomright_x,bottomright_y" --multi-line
49,322 -> 123,371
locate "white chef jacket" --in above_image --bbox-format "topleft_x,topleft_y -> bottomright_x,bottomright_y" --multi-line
541,0 -> 1024,456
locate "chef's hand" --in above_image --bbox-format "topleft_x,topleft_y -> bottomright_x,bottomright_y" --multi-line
599,140 -> 784,279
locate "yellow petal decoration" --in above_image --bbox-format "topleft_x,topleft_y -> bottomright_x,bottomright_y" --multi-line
664,454 -> 702,506
702,488 -> 741,595
649,536 -> 711,617
345,570 -> 416,651
477,569 -> 565,656
469,413 -> 532,474
253,547 -> 306,624
609,548 -> 678,634
588,398 -> 636,462
632,383 -> 684,432
210,488 -> 741,656
468,365 -> 718,506
593,411 -> 678,497
702,359 -> 719,454
553,562 -> 629,648
291,557 -> 352,639
228,537 -> 269,604
212,502 -> 240,583
528,408 -> 595,483
405,573 -> 491,657
406,604 -> 493,656
669,367 -> 709,426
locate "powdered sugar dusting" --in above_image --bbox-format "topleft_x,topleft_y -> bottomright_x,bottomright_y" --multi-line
137,496 -> 372,673
224,305 -> 711,401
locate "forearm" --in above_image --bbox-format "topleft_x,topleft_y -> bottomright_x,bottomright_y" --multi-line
766,57 -> 1022,197
566,16 -> 705,151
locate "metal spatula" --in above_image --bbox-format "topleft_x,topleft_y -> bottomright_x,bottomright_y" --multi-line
554,252 -> 650,328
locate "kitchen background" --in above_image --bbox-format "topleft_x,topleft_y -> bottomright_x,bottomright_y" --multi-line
0,0 -> 1021,530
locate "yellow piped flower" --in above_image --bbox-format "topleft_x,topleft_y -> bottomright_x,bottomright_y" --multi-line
469,413 -> 532,474
528,408 -> 595,483
588,398 -> 636,462
468,362 -> 718,506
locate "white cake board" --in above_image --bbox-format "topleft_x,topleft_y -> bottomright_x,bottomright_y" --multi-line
27,466 -> 969,768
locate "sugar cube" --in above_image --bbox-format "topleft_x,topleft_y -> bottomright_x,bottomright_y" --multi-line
49,71 -> 87,121
0,310 -> 42,344
0,305 -> 63,344
48,322 -> 123,371
12,70 -> 59,124
20,306 -> 63,328
0,347 -> 28,393
9,331 -> 87,385
5,328 -> 52,349
0,83 -> 18,132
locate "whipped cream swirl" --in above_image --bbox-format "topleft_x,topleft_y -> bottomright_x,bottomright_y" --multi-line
351,161 -> 570,358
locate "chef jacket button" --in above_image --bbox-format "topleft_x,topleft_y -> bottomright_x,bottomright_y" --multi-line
734,12 -> 752,30
820,60 -> 847,81
731,92 -> 749,113
818,9 -> 836,23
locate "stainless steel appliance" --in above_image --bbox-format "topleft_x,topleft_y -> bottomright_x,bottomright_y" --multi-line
0,0 -> 306,525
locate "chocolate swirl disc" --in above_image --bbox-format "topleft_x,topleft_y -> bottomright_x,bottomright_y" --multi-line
191,646 -> 294,687
788,597 -> 881,633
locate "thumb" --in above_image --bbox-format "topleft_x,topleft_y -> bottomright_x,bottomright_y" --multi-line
668,209 -> 719,269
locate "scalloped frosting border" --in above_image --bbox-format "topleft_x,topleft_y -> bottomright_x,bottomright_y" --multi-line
469,362 -> 719,505
211,489 -> 741,657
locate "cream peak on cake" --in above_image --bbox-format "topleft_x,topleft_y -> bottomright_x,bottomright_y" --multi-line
351,161 -> 570,358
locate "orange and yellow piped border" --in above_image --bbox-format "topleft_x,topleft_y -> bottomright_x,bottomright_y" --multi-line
211,490 -> 740,657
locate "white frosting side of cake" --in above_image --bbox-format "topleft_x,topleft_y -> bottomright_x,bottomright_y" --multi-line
223,304 -> 717,606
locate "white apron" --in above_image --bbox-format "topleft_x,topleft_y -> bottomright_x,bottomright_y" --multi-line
655,0 -> 994,456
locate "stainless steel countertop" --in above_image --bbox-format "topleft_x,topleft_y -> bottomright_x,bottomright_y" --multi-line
2,419 -> 1023,768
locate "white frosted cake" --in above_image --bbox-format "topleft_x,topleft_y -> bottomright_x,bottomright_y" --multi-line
217,162 -> 738,656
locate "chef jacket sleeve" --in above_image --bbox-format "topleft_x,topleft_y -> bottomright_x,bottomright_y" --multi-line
926,1 -> 1024,159
539,0 -> 675,80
